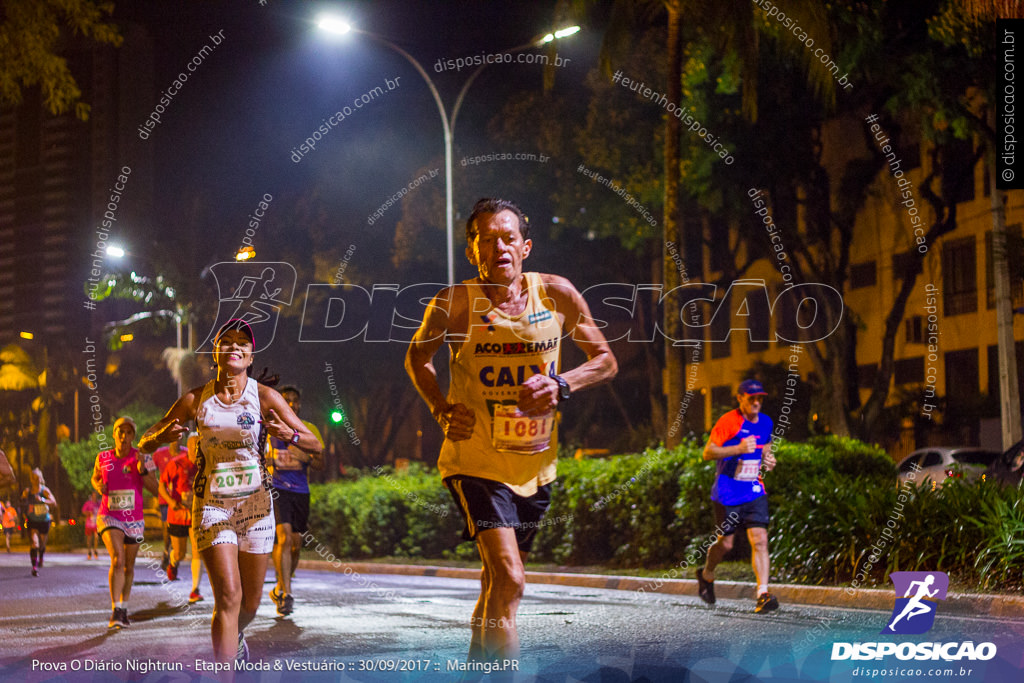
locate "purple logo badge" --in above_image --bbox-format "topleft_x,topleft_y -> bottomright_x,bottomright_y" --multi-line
882,571 -> 948,634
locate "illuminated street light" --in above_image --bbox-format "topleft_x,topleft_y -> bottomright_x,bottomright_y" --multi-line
540,26 -> 581,44
97,247 -> 188,396
316,16 -> 580,284
317,16 -> 351,35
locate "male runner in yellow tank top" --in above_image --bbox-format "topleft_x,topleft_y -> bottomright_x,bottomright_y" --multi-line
407,198 -> 617,662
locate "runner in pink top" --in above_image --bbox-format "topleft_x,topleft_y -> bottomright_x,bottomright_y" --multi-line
81,492 -> 100,559
91,416 -> 158,629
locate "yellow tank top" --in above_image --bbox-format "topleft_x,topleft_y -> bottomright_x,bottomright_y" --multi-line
438,272 -> 562,496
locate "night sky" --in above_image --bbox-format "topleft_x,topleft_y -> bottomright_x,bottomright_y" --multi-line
93,0 -> 612,423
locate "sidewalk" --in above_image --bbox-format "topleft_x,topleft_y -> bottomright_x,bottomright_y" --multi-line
34,539 -> 1023,620
296,559 -> 1024,620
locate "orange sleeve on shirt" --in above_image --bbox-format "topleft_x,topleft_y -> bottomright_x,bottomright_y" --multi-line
709,410 -> 744,447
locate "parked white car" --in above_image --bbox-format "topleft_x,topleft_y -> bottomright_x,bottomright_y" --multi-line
895,447 -> 1000,487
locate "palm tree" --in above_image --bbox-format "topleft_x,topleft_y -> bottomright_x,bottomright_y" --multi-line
90,270 -> 198,396
583,0 -> 836,445
0,345 -> 42,491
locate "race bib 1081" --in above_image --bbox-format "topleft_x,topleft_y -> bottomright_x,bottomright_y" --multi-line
491,405 -> 555,455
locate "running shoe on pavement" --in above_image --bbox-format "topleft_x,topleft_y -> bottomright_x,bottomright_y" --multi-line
236,632 -> 249,663
269,586 -> 291,616
189,590 -> 203,603
755,592 -> 779,613
696,568 -> 716,605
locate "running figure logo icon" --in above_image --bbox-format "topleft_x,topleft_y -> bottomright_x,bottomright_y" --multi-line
882,571 -> 949,635
198,262 -> 297,353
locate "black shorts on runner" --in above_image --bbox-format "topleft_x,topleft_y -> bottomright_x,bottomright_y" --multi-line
99,526 -> 141,545
714,496 -> 769,536
26,520 -> 51,535
168,523 -> 190,539
444,475 -> 552,553
272,488 -> 310,534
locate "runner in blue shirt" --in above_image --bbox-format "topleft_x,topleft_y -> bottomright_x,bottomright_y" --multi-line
267,386 -> 323,616
696,379 -> 779,613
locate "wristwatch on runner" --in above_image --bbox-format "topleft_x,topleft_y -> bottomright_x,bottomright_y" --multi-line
551,374 -> 571,402
289,430 -> 300,446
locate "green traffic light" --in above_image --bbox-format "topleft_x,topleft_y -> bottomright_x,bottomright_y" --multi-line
330,410 -> 344,423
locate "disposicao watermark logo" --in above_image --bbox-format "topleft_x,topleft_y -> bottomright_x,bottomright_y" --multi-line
198,262 -> 297,354
883,571 -> 948,635
831,570 -> 997,663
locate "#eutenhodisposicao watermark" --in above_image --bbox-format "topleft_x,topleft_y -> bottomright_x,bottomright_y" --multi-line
612,70 -> 735,165
865,114 -> 927,254
576,163 -> 658,227
84,166 -> 132,310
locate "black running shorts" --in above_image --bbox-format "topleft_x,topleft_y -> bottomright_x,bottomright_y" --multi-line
272,488 -> 310,534
26,519 -> 51,535
168,523 -> 190,539
444,475 -> 552,553
713,496 -> 770,536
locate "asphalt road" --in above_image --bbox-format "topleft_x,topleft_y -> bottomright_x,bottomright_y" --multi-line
1,550 -> 1022,682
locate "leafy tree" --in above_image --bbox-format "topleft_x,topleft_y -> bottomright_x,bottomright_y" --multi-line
556,0 -> 838,445
881,0 -> 1024,447
0,0 -> 122,119
546,0 -> 1006,445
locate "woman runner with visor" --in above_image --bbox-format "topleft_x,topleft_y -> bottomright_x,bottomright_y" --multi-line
139,319 -> 320,667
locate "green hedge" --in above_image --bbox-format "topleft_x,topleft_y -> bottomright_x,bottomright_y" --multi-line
308,463 -> 464,560
305,437 -> 1024,589
770,470 -> 1023,590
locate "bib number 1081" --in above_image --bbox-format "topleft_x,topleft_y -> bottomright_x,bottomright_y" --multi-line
491,405 -> 554,455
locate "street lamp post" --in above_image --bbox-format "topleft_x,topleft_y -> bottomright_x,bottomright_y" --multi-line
317,17 -> 579,285
102,245 -> 188,397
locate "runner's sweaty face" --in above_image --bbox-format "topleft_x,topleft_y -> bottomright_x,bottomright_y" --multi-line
214,328 -> 253,374
466,210 -> 532,285
737,392 -> 764,420
114,424 -> 135,453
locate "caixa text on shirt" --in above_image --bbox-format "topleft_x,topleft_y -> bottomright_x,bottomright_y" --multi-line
294,279 -> 843,344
